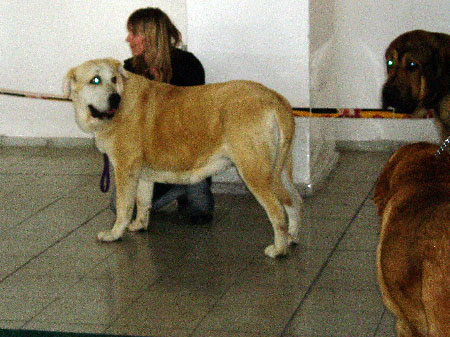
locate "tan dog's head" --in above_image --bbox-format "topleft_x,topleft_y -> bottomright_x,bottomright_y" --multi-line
64,58 -> 128,133
374,142 -> 450,215
382,30 -> 450,115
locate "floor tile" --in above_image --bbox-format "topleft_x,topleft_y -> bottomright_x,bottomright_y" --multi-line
314,250 -> 379,290
0,272 -> 80,300
22,321 -> 108,335
0,320 -> 26,330
0,146 -> 393,336
192,329 -> 273,337
106,324 -> 191,337
336,230 -> 379,251
32,296 -> 126,326
0,296 -> 54,321
0,254 -> 31,281
374,310 -> 396,337
284,308 -> 382,337
113,295 -> 211,331
198,300 -> 298,335
298,287 -> 385,314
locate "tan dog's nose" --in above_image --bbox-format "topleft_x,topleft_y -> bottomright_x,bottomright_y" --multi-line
109,93 -> 121,111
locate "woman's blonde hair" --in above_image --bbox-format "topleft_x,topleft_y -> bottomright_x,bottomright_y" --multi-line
127,7 -> 181,82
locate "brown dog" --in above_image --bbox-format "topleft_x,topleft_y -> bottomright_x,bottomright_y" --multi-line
382,30 -> 450,138
64,58 -> 303,258
374,142 -> 450,336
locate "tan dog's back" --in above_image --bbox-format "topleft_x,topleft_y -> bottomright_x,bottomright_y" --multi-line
112,75 -> 294,175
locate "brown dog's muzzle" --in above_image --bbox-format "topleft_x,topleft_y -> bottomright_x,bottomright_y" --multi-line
382,83 -> 400,109
382,82 -> 418,114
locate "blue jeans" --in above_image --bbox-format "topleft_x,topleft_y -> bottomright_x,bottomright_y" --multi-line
110,178 -> 214,216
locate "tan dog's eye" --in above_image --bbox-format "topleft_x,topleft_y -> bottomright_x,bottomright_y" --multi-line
111,76 -> 117,84
90,76 -> 102,85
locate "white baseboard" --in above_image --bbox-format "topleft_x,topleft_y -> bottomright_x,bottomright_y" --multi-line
0,135 -> 94,148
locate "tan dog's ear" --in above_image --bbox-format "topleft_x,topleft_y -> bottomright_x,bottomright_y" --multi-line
105,58 -> 130,94
116,64 -> 130,95
63,68 -> 76,98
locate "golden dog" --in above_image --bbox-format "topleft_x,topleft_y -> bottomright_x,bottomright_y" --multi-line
64,58 -> 303,258
374,142 -> 450,336
382,30 -> 450,139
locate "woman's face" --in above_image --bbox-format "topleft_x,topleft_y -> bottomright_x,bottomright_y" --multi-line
126,30 -> 146,56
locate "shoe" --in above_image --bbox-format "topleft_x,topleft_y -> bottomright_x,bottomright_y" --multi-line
189,213 -> 213,225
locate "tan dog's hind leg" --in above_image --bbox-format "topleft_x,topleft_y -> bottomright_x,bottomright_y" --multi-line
253,185 -> 289,258
128,179 -> 153,232
257,188 -> 289,258
234,156 -> 289,258
97,171 -> 138,242
281,156 -> 303,245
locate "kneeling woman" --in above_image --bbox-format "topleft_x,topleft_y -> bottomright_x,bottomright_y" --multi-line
111,7 -> 214,225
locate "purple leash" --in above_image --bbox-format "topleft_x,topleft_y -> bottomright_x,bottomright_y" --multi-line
100,154 -> 110,193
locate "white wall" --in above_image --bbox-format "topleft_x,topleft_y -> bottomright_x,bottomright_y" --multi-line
186,0 -> 309,107
0,0 -> 449,141
0,0 -> 187,138
0,0 -> 308,139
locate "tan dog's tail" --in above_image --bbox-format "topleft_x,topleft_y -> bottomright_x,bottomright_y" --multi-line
271,96 -> 295,206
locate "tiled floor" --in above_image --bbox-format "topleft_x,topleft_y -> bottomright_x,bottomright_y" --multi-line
0,146 -> 397,337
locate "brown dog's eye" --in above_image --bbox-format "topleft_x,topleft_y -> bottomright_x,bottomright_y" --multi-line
387,59 -> 394,69
406,61 -> 418,72
111,76 -> 117,84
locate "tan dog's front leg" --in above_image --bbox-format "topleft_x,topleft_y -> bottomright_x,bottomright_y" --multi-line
97,172 -> 138,242
128,179 -> 153,232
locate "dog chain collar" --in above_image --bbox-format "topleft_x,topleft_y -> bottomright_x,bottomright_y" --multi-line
435,136 -> 450,157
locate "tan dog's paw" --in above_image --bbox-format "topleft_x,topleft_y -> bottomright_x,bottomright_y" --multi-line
264,244 -> 287,258
127,220 -> 147,232
97,230 -> 122,242
288,236 -> 300,246
288,230 -> 300,246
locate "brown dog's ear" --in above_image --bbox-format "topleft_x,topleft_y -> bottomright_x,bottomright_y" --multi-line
434,33 -> 450,76
374,149 -> 405,216
437,34 -> 450,91
425,33 -> 450,106
63,68 -> 76,98
374,162 -> 394,217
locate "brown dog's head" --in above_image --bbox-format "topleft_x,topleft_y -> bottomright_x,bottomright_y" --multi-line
382,30 -> 450,115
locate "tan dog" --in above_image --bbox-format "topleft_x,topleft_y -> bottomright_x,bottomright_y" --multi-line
64,58 -> 303,258
374,143 -> 450,336
382,30 -> 450,139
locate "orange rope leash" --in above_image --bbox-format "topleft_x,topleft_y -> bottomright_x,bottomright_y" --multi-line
2,88 -> 429,119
